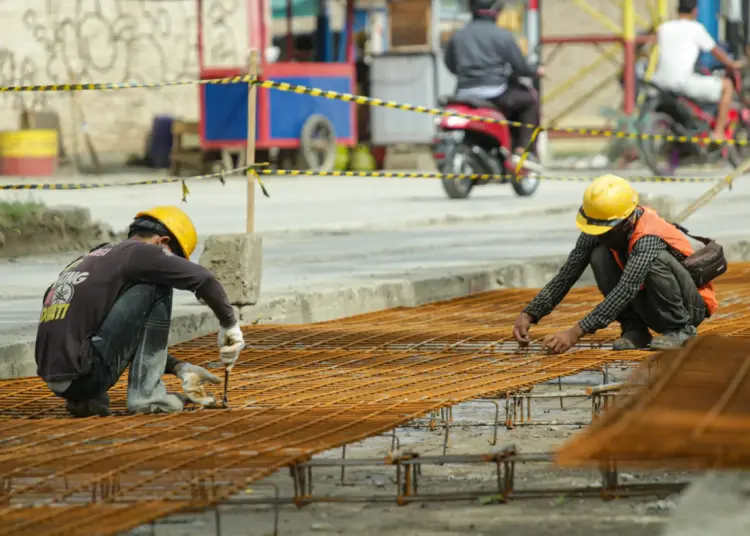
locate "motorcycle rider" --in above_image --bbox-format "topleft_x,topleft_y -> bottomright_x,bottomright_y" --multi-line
652,0 -> 744,141
444,0 -> 544,164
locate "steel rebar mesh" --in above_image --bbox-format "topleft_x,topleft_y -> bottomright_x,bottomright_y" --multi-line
2,263 -> 750,535
556,333 -> 750,470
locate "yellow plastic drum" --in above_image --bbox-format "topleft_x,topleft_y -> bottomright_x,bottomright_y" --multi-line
0,129 -> 58,176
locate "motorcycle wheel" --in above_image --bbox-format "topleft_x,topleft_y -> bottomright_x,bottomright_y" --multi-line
640,112 -> 681,176
440,143 -> 479,199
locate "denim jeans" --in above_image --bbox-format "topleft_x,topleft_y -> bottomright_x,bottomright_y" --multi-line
63,284 -> 177,401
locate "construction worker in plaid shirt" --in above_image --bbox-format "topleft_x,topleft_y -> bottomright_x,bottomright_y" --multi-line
512,175 -> 717,354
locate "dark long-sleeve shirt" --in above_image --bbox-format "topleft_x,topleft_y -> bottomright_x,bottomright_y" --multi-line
523,219 -> 687,334
444,15 -> 535,90
35,239 -> 236,382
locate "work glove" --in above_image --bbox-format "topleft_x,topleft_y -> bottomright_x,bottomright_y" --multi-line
174,363 -> 222,406
218,323 -> 245,371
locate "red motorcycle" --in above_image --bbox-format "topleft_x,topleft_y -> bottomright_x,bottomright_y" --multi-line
638,63 -> 750,175
431,85 -> 542,199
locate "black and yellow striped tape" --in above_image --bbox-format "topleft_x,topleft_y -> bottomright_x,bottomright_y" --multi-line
0,75 -> 254,93
0,74 -> 745,147
0,176 -> 181,191
262,169 -> 719,183
0,164 -> 272,199
255,78 -> 749,147
0,168 -> 719,190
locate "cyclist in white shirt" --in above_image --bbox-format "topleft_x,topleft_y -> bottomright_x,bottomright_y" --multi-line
652,0 -> 743,141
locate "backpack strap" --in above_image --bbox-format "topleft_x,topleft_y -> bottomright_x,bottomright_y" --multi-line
671,222 -> 713,246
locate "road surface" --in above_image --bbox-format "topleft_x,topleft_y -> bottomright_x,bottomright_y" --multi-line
0,169 -> 746,333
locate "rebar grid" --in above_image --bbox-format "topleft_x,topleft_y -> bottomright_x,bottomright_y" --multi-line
2,263 -> 750,535
556,333 -> 750,469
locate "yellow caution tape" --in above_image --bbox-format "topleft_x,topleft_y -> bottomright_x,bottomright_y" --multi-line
0,75 -> 255,93
0,74 -> 744,147
263,168 -> 720,183
0,168 -> 721,191
253,78 -> 750,147
0,165 -> 722,192
0,163 -> 268,192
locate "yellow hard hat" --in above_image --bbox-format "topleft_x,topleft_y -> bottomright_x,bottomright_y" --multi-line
135,205 -> 198,259
576,175 -> 639,236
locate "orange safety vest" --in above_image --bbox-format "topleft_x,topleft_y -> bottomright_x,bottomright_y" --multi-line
610,207 -> 719,317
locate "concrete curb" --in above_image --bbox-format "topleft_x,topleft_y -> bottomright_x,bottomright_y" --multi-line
0,255 -> 588,380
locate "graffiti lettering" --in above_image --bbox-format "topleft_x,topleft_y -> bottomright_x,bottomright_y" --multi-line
0,0 -> 242,94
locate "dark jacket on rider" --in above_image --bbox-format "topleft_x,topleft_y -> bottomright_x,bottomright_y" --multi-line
444,13 -> 535,91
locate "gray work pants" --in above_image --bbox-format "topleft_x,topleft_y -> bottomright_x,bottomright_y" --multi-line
589,245 -> 706,334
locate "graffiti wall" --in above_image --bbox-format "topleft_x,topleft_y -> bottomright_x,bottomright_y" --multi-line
0,0 -> 248,160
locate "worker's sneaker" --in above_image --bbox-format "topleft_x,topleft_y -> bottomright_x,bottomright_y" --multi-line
612,330 -> 652,351
65,392 -> 111,418
128,392 -> 185,414
649,325 -> 698,351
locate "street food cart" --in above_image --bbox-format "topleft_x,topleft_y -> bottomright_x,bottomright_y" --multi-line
196,0 -> 358,170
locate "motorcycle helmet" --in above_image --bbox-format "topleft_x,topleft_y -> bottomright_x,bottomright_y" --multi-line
469,0 -> 504,15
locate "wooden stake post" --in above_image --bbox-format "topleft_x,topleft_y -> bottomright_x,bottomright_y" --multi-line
246,49 -> 260,233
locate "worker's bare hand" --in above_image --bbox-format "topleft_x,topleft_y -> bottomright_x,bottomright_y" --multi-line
513,312 -> 534,346
536,66 -> 546,78
541,325 -> 583,354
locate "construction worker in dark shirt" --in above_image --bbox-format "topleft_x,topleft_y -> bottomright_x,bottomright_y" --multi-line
35,206 -> 245,417
512,175 -> 718,353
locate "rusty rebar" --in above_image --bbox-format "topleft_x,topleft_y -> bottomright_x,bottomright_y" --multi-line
2,263 -> 750,534
556,333 -> 750,469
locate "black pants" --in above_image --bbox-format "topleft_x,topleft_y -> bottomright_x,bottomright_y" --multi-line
590,246 -> 706,334
489,85 -> 540,151
63,284 -> 177,401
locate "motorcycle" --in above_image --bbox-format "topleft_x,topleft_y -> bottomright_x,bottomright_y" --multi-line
431,79 -> 542,200
638,61 -> 750,175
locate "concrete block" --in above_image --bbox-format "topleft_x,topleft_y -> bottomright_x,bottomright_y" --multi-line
199,233 -> 262,306
664,472 -> 750,536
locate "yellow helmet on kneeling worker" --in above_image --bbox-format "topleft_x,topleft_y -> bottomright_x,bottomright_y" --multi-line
576,174 -> 639,236
129,205 -> 198,260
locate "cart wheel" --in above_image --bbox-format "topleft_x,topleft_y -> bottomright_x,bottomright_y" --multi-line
299,114 -> 337,172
